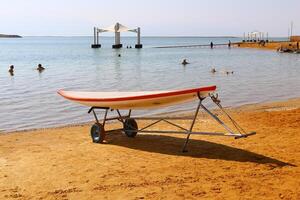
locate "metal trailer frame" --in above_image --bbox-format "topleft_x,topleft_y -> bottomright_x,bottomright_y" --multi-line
87,93 -> 256,152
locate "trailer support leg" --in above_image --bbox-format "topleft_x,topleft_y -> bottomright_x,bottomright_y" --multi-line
182,99 -> 202,152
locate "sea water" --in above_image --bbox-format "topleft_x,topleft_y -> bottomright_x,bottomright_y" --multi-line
0,37 -> 299,132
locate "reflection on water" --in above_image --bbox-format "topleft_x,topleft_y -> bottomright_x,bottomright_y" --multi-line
0,37 -> 300,132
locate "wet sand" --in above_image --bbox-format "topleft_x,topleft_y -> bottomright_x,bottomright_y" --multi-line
1,98 -> 300,199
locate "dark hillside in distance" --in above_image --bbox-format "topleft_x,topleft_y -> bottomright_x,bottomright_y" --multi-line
0,34 -> 22,38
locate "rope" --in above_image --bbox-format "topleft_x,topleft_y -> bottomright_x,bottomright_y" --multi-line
210,94 -> 247,134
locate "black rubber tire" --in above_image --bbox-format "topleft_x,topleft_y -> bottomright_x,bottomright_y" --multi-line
90,123 -> 105,143
123,118 -> 138,138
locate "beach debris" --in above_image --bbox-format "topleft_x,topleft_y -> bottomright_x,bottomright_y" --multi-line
294,50 -> 300,54
8,65 -> 14,76
37,64 -> 45,72
181,59 -> 190,65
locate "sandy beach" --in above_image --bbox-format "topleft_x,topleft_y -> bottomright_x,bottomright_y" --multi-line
0,98 -> 300,199
238,41 -> 299,51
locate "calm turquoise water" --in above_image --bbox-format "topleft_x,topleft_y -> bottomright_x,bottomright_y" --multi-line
0,36 -> 299,132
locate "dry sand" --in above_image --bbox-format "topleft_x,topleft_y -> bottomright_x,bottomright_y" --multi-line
1,98 -> 300,199
238,41 -> 299,51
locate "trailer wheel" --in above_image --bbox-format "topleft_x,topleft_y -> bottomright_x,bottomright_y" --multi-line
123,118 -> 138,138
90,123 -> 105,143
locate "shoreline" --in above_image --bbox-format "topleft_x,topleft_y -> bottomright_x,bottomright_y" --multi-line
1,97 -> 300,199
1,97 -> 300,134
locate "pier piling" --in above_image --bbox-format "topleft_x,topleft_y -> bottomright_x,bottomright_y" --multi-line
91,27 -> 101,48
135,27 -> 143,48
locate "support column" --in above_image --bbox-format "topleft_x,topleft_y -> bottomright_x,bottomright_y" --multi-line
112,31 -> 122,48
135,27 -> 143,48
91,27 -> 101,48
94,27 -> 96,44
97,29 -> 99,45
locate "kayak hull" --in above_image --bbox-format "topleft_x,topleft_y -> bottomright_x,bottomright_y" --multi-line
58,86 -> 216,109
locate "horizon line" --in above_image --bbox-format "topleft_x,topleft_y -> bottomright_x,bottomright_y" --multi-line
17,35 -> 290,38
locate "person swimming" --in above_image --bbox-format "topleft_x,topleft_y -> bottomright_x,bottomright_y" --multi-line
215,69 -> 234,75
8,65 -> 14,75
118,54 -> 121,57
226,71 -> 234,75
37,64 -> 45,72
182,59 -> 189,65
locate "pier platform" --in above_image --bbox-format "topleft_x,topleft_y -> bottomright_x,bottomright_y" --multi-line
154,43 -> 237,49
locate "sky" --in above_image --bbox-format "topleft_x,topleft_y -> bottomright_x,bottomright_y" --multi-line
0,0 -> 299,37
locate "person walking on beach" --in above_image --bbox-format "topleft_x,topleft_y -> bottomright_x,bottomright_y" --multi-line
36,64 -> 45,72
210,42 -> 214,49
8,65 -> 14,76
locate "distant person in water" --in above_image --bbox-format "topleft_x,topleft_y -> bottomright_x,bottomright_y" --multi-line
210,42 -> 214,49
129,46 -> 132,49
211,68 -> 216,73
8,65 -> 14,76
118,54 -> 121,57
228,40 -> 231,48
36,64 -> 45,72
181,59 -> 189,65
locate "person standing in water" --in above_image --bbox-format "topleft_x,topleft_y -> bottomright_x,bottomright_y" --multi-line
210,42 -> 214,49
36,64 -> 45,72
182,59 -> 189,65
8,65 -> 14,76
228,40 -> 231,48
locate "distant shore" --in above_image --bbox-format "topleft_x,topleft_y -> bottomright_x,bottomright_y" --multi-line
0,34 -> 22,38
